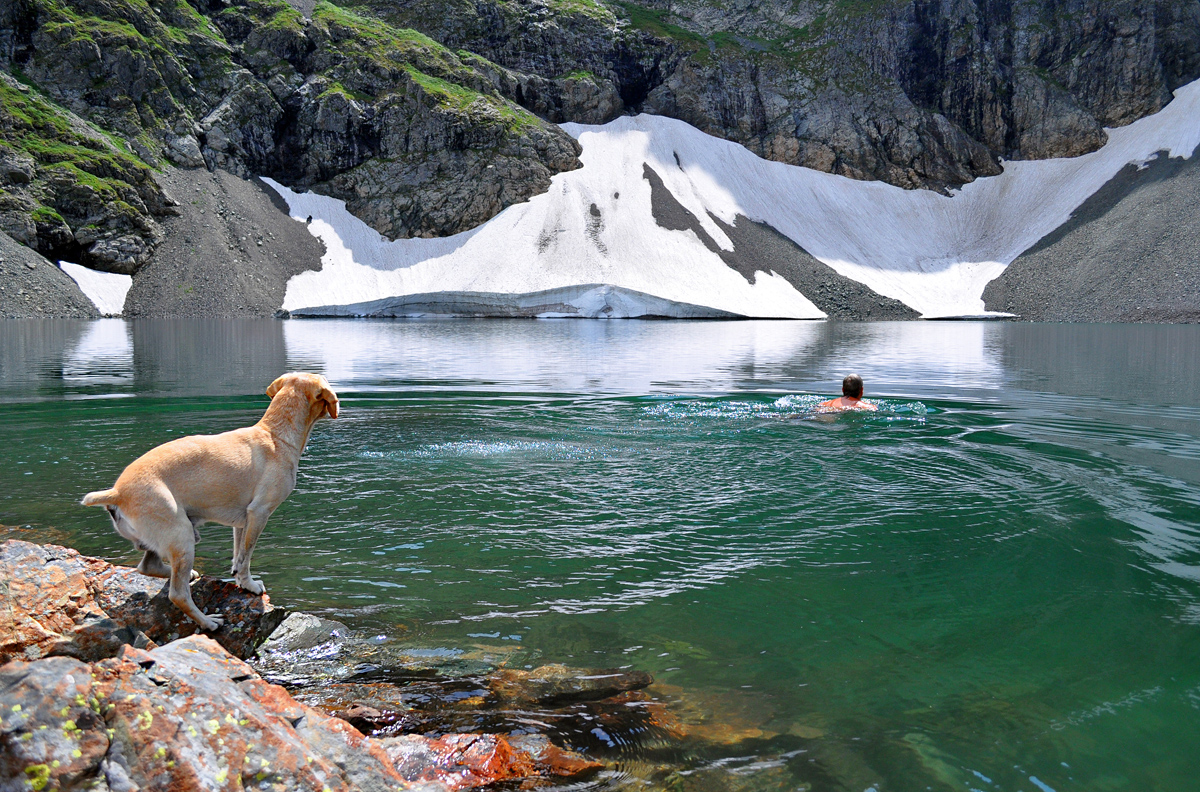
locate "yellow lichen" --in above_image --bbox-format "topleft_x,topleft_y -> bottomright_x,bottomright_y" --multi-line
24,764 -> 50,791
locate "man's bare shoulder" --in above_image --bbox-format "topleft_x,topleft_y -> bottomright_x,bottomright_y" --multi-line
816,397 -> 877,412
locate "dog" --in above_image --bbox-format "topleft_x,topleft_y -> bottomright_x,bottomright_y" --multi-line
81,372 -> 338,630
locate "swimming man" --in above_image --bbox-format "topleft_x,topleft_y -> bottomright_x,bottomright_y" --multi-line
818,374 -> 877,412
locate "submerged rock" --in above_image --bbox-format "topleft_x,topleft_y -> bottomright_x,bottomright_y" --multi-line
0,539 -> 285,663
488,663 -> 655,706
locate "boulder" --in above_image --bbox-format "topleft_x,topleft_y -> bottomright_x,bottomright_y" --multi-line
0,636 -> 409,792
0,540 -> 285,664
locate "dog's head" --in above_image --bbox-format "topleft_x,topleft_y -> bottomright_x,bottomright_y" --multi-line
266,373 -> 339,419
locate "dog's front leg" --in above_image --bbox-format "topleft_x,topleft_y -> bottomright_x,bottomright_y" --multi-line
231,523 -> 245,578
233,505 -> 272,595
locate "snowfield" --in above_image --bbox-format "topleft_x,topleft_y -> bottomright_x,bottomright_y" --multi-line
59,262 -> 132,317
268,78 -> 1200,320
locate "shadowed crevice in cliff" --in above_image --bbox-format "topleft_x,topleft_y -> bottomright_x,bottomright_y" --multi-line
983,143 -> 1200,322
642,164 -> 919,320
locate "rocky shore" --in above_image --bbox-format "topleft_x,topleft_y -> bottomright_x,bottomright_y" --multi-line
0,539 -> 676,791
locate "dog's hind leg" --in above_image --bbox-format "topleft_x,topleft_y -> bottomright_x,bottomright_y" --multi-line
136,550 -> 171,578
167,547 -> 223,631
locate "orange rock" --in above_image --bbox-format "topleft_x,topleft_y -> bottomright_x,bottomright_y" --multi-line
0,540 -> 107,661
380,733 -> 537,789
0,539 -> 284,663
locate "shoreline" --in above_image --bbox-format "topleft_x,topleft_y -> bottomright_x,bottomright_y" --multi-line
0,538 -> 803,792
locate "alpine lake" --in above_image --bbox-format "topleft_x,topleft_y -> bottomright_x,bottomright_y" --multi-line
2,318 -> 1198,792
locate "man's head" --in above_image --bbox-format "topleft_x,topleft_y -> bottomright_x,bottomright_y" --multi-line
842,374 -> 864,398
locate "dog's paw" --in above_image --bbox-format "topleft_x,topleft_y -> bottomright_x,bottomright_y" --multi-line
197,613 -> 224,631
190,570 -> 201,582
236,577 -> 266,595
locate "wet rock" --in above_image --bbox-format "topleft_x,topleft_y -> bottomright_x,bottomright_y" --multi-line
254,629 -> 512,687
293,681 -> 415,734
294,663 -> 660,755
0,540 -> 285,663
508,733 -> 605,778
259,611 -> 353,653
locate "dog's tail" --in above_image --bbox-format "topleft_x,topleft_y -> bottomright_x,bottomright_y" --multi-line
81,488 -> 119,507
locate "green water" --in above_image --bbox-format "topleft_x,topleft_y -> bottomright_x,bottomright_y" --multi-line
3,319 -> 1200,791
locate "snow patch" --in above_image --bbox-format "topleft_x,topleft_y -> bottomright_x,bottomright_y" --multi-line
269,79 -> 1200,319
60,262 -> 132,316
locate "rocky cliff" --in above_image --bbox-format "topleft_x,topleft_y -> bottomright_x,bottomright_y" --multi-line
0,0 -> 580,281
369,0 -> 1200,189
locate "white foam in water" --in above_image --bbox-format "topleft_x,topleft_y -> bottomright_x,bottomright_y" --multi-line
267,78 -> 1200,319
59,261 -> 132,316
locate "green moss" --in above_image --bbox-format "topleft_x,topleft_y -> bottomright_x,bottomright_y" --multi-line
561,69 -> 597,82
612,2 -> 706,50
0,75 -> 154,210
318,81 -> 371,102
543,0 -> 615,22
31,204 -> 65,223
407,66 -> 539,129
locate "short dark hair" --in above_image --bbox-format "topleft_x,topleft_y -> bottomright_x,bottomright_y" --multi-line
842,374 -> 864,398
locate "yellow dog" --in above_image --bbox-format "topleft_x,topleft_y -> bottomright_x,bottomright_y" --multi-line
82,373 -> 339,630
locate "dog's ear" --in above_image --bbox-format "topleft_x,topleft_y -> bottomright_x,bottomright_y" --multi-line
266,375 -> 287,399
318,384 -> 339,419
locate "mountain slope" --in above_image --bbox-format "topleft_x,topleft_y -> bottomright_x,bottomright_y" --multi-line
983,142 -> 1200,321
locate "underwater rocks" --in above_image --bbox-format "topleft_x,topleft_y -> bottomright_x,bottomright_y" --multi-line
0,539 -> 285,664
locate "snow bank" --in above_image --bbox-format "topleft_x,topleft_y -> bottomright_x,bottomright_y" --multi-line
269,79 -> 1200,319
59,262 -> 132,316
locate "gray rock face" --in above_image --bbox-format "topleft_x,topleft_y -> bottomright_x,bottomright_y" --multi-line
373,0 -> 1200,191
983,144 -> 1200,322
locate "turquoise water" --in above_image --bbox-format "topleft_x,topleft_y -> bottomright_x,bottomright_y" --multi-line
3,319 -> 1200,791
